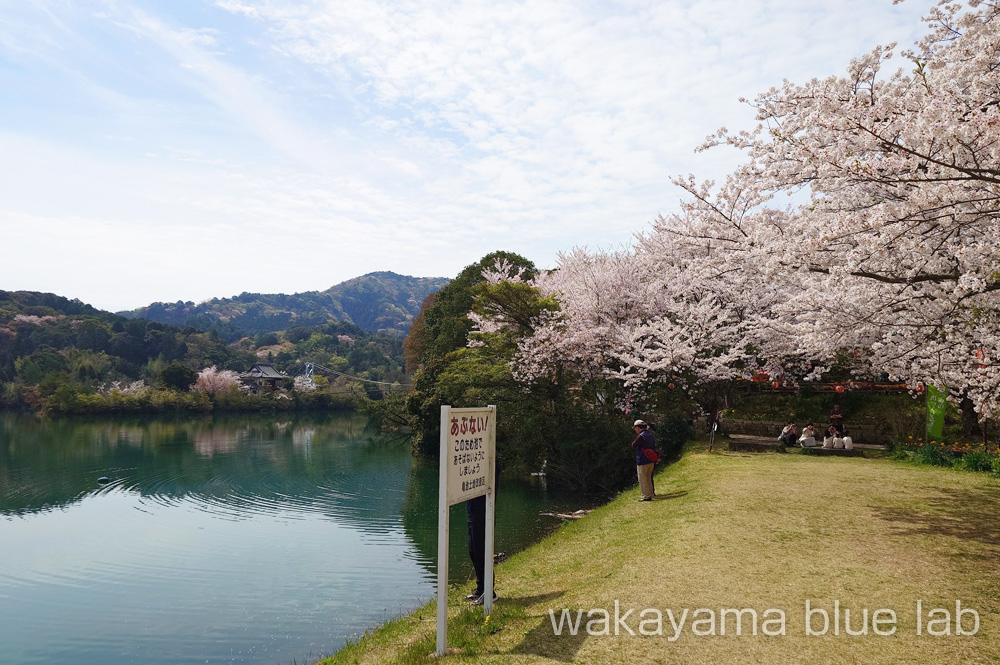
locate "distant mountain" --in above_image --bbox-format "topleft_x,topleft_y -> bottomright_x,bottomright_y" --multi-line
122,271 -> 449,337
0,290 -> 110,321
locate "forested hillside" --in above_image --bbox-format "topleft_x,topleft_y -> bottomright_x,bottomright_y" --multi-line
123,272 -> 449,339
0,289 -> 414,415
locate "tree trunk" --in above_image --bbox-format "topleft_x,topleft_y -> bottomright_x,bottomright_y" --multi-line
960,395 -> 982,438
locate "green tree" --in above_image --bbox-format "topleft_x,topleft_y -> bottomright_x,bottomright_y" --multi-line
409,251 -> 536,366
406,252 -> 537,454
407,252 -> 669,493
15,347 -> 69,384
76,320 -> 111,351
160,363 -> 198,391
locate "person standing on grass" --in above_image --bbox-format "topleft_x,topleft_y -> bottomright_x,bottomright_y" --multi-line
465,458 -> 501,605
830,404 -> 845,434
631,420 -> 656,502
464,495 -> 492,604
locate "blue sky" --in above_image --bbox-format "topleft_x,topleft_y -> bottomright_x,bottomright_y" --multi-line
0,0 -> 931,311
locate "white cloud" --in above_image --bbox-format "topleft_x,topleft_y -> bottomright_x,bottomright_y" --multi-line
0,0 -> 935,309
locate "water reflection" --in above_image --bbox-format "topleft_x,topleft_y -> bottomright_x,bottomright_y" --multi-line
0,413 -> 411,532
0,412 -> 586,665
400,456 -> 589,581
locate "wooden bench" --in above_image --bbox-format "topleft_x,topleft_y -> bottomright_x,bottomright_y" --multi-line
847,442 -> 886,451
727,433 -> 885,456
803,447 -> 864,457
727,434 -> 785,453
722,419 -> 892,446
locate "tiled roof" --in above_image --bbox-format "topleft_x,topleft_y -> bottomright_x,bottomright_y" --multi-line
242,363 -> 284,379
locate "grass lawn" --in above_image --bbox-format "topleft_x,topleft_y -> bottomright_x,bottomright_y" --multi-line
320,442 -> 1000,664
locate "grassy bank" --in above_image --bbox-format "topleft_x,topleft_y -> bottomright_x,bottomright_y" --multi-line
320,441 -> 1000,664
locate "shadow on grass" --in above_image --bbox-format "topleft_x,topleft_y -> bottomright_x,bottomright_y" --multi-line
654,490 -> 688,501
499,590 -> 588,662
501,590 -> 568,608
512,614 -> 587,662
873,486 -> 1000,549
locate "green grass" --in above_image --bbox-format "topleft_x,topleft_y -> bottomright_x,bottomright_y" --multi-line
318,441 -> 1000,664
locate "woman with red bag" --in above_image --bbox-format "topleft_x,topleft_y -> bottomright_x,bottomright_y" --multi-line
631,420 -> 657,502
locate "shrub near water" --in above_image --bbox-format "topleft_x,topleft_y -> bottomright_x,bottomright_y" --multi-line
656,414 -> 693,461
545,405 -> 635,494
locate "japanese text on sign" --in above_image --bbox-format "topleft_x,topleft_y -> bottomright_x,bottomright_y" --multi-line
443,407 -> 494,505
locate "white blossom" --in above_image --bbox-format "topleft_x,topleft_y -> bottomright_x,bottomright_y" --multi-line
511,0 -> 1000,417
192,366 -> 240,394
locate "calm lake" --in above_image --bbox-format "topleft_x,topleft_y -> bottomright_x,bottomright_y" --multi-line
0,412 -> 584,665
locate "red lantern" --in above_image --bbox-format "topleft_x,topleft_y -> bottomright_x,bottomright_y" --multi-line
835,385 -> 845,393
668,383 -> 675,389
917,383 -> 925,394
772,381 -> 779,389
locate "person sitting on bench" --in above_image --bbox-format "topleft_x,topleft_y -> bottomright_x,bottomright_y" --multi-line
798,424 -> 818,447
840,425 -> 854,450
822,425 -> 845,449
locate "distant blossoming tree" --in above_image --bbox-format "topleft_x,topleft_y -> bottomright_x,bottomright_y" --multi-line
192,366 -> 240,394
99,380 -> 146,396
12,314 -> 61,325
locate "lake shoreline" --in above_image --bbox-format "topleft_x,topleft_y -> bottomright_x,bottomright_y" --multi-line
312,440 -> 1000,664
1,388 -> 358,417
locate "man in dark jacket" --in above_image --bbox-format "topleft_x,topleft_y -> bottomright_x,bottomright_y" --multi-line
465,459 -> 500,605
631,419 -> 656,501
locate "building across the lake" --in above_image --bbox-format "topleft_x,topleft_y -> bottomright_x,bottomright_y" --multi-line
239,363 -> 285,392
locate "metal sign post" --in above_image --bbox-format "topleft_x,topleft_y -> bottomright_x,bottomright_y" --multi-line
436,405 -> 496,656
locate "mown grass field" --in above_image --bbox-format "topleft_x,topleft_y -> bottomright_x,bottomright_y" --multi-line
320,442 -> 1000,664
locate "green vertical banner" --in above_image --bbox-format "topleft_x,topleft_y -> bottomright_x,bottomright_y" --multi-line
926,385 -> 947,440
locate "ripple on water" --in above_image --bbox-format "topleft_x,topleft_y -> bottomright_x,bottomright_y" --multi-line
0,414 -> 513,665
97,473 -> 404,531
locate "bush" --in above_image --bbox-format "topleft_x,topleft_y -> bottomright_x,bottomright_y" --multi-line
160,363 -> 198,391
40,386 -> 212,415
654,414 -> 693,462
912,444 -> 957,467
355,391 -> 411,430
956,450 -> 994,473
545,404 -> 635,495
888,442 -> 913,461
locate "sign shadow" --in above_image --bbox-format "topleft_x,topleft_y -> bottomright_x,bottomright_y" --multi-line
506,590 -> 588,662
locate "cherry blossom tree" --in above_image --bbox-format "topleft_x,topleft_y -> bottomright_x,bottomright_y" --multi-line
669,0 -> 1000,416
510,243 -> 776,417
98,379 -> 146,396
192,366 -> 240,394
510,0 -> 1000,418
